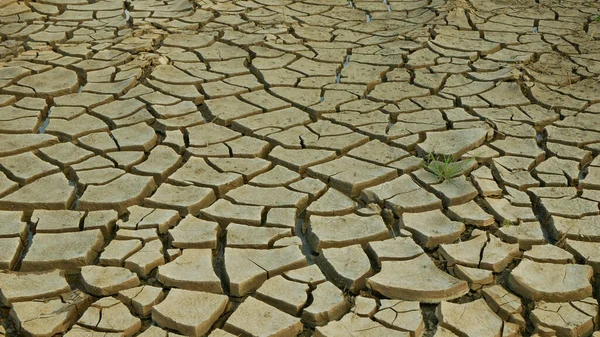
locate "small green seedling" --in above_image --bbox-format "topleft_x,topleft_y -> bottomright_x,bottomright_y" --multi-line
424,153 -> 473,181
502,219 -> 515,227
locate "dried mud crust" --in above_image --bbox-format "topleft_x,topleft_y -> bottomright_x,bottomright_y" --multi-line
0,0 -> 599,336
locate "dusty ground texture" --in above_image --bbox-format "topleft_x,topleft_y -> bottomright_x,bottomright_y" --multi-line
0,0 -> 600,336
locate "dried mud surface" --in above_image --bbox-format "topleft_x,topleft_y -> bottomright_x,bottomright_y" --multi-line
0,0 -> 600,336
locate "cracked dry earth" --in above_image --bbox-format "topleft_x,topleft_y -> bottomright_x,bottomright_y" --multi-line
1,0 -> 600,337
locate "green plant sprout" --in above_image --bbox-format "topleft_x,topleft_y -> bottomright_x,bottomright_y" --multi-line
424,153 -> 474,181
502,219 -> 515,227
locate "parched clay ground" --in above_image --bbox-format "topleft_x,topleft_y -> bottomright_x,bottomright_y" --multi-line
0,0 -> 600,336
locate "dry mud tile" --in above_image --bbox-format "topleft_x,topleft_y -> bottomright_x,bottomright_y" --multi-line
116,228 -> 159,244
447,200 -> 495,228
479,82 -> 530,107
508,259 -> 593,302
365,238 -> 424,266
240,89 -> 292,112
301,281 -> 350,327
20,230 -> 104,271
0,173 -> 75,211
489,137 -> 545,163
531,298 -> 598,337
0,269 -> 70,306
497,221 -> 546,250
184,143 -> 226,158
454,265 -> 494,291
33,209 -> 83,233
200,199 -> 264,226
151,101 -> 197,119
113,109 -> 156,129
110,122 -> 157,152
534,158 -> 580,184
273,126 -> 370,154
340,62 -> 387,87
223,248 -> 267,297
124,240 -> 165,279
307,156 -> 398,197
76,167 -> 126,189
347,140 -> 410,166
157,249 -> 222,294
70,155 -> 114,172
373,299 -> 424,336
0,211 -> 26,239
482,285 -> 524,326
16,67 -> 79,98
99,240 -> 143,267
0,133 -> 58,157
314,313 -> 406,337
118,285 -> 165,317
91,98 -> 145,122
483,197 -> 537,223
53,93 -> 114,109
367,82 -> 430,102
81,78 -> 137,97
224,296 -> 303,336
283,264 -> 326,287
416,128 -> 490,160
530,83 -> 587,111
539,197 -> 600,219
353,296 -> 377,317
524,244 -> 574,264
10,290 -> 92,337
0,151 -> 60,185
307,213 -> 389,250
154,113 -> 204,132
78,174 -> 157,212
150,65 -> 203,86
167,215 -> 219,249
77,297 -> 142,335
402,210 -> 465,249
361,175 -> 442,215
367,254 -> 469,303
131,145 -> 182,184
168,157 -> 244,197
388,110 -> 447,139
144,183 -> 216,217
207,157 -> 272,182
316,244 -> 373,293
436,299 -> 503,337
480,235 -> 520,272
268,146 -> 337,174
225,246 -> 308,296
80,265 -> 140,297
428,176 -> 479,207
254,275 -> 310,316
439,233 -> 487,268
249,165 -> 301,187
472,176 -> 503,198
226,223 -> 292,249
306,187 -> 357,216
289,177 -> 328,201
565,240 -> 600,273
232,107 -> 311,136
201,80 -> 249,99
116,206 -> 179,234
224,185 -> 308,209
580,167 -> 600,189
146,79 -> 203,104
202,96 -> 262,126
77,132 -> 119,154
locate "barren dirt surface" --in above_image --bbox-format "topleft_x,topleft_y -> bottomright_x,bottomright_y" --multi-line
0,0 -> 600,336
